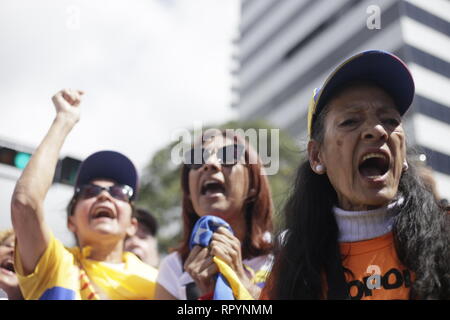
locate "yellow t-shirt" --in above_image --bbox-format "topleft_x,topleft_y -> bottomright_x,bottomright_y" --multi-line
340,232 -> 412,300
15,232 -> 158,300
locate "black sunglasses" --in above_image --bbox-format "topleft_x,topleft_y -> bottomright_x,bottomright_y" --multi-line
184,144 -> 245,170
76,184 -> 134,202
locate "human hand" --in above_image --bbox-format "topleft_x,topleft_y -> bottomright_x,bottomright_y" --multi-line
51,88 -> 84,125
209,227 -> 247,280
210,227 -> 260,298
184,245 -> 219,295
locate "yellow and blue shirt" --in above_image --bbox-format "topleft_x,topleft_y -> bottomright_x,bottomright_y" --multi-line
14,232 -> 158,300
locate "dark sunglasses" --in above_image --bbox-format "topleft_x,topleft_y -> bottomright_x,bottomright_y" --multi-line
76,184 -> 134,202
184,144 -> 245,170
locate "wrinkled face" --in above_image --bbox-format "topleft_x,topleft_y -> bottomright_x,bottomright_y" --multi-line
309,84 -> 406,210
69,179 -> 137,245
187,136 -> 250,224
124,224 -> 159,267
0,235 -> 18,288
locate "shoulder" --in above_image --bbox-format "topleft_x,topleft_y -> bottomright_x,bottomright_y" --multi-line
156,251 -> 186,300
15,234 -> 80,300
16,231 -> 75,277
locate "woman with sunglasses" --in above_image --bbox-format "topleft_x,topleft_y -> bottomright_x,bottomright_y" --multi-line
154,129 -> 274,300
10,89 -> 157,300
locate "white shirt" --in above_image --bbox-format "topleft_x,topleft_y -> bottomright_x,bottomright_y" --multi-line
157,251 -> 273,300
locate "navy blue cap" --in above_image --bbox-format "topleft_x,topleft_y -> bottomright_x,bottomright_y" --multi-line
75,150 -> 138,200
308,50 -> 415,136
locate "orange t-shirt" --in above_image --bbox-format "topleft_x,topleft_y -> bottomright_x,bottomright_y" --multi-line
340,232 -> 412,300
260,232 -> 413,300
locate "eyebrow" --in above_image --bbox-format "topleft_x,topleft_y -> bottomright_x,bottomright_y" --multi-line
340,104 -> 400,115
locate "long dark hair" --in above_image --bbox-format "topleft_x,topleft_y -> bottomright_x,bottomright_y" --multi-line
265,108 -> 450,300
177,130 -> 273,262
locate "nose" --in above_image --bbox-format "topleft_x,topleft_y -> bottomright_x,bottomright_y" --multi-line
202,153 -> 222,172
361,120 -> 388,142
97,188 -> 114,201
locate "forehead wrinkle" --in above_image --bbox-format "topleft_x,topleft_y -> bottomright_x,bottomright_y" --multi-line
376,105 -> 401,116
333,102 -> 400,117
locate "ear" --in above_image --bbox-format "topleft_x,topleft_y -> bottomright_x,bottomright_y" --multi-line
307,140 -> 325,174
67,215 -> 77,234
402,160 -> 409,172
401,142 -> 408,172
126,217 -> 138,238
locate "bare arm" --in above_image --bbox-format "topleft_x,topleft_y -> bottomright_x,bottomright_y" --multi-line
154,283 -> 178,300
11,89 -> 83,275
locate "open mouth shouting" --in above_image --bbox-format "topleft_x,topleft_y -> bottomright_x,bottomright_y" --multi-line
200,179 -> 227,198
0,258 -> 15,276
90,205 -> 117,221
358,150 -> 391,183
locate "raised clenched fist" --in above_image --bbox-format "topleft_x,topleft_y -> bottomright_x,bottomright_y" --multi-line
51,89 -> 84,125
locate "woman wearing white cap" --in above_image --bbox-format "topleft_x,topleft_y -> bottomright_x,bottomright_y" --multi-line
262,51 -> 449,300
10,89 -> 157,300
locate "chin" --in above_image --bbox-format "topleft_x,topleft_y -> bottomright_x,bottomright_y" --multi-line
91,226 -> 118,236
361,190 -> 397,207
202,209 -> 226,217
200,203 -> 227,214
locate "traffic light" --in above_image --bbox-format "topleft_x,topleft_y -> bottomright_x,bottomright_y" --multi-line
55,156 -> 82,186
0,141 -> 82,186
0,147 -> 31,169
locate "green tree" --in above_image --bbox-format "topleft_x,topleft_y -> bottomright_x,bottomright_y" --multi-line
137,120 -> 303,255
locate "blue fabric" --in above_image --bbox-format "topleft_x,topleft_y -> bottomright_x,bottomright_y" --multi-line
189,215 -> 234,300
39,287 -> 76,300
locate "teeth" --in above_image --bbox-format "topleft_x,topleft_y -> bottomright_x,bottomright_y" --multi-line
96,212 -> 111,218
92,207 -> 115,218
201,180 -> 225,195
361,153 -> 386,162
